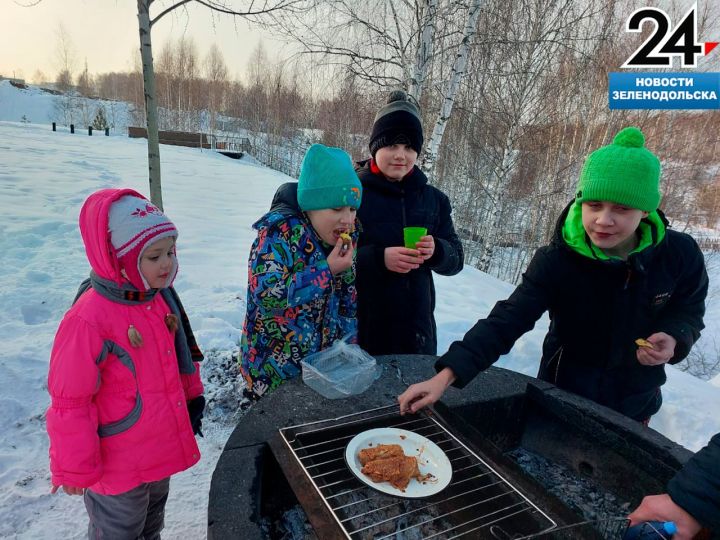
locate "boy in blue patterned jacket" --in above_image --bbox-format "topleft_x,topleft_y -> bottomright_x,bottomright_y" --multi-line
240,144 -> 363,400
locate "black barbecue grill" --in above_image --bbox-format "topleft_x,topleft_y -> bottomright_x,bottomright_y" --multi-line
208,359 -> 694,540
272,405 -> 557,539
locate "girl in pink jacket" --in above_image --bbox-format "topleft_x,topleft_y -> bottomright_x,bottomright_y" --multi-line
46,188 -> 204,539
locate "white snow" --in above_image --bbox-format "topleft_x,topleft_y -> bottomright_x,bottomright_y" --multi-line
0,84 -> 719,539
0,80 -> 133,131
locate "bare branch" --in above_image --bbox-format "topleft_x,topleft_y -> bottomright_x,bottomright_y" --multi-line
152,0 -> 305,26
151,0 -> 193,26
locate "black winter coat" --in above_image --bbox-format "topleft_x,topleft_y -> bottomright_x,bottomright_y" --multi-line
355,160 -> 464,355
668,432 -> 720,532
437,203 -> 708,421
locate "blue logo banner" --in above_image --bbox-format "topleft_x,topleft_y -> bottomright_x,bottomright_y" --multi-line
609,72 -> 720,109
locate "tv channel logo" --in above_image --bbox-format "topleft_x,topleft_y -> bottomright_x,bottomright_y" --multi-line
609,4 -> 719,109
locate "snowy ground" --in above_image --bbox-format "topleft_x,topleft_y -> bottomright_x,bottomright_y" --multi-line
0,115 -> 719,537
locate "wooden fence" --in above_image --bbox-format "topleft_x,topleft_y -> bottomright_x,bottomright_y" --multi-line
128,127 -> 211,149
128,127 -> 252,156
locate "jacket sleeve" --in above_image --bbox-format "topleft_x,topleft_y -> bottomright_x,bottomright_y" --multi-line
46,315 -> 103,488
337,263 -> 359,342
426,191 -> 464,276
667,432 -> 720,530
250,224 -> 333,313
655,237 -> 708,363
181,362 -> 204,401
435,247 -> 554,387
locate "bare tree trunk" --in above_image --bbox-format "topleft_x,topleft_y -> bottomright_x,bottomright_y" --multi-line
421,0 -> 482,178
478,121 -> 518,272
407,0 -> 437,101
137,0 -> 163,210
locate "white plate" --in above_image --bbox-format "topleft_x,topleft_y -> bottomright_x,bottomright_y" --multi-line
344,427 -> 452,498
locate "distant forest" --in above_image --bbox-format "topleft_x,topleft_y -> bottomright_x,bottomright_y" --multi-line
41,0 -> 720,285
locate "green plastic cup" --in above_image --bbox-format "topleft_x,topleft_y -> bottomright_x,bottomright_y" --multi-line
404,226 -> 428,249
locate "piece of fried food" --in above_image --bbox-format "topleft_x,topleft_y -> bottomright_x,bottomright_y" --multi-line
361,455 -> 420,490
358,444 -> 404,466
339,232 -> 352,252
635,338 -> 655,349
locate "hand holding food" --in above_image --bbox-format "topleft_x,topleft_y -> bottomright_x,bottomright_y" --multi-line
636,332 -> 677,366
327,232 -> 354,275
340,232 -> 352,254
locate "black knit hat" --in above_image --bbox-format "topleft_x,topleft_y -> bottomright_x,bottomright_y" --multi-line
369,90 -> 424,157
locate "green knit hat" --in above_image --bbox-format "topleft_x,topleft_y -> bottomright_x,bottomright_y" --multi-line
297,144 -> 362,211
575,127 -> 661,212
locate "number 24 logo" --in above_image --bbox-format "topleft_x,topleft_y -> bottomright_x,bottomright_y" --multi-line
623,4 -> 718,68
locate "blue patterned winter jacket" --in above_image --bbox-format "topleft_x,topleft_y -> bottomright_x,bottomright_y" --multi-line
240,183 -> 359,399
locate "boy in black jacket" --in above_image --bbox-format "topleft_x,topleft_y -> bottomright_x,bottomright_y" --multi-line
399,127 -> 708,422
355,91 -> 464,355
629,432 -> 720,539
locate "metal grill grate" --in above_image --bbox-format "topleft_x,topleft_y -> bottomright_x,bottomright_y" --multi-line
513,518 -> 631,539
278,405 -> 558,539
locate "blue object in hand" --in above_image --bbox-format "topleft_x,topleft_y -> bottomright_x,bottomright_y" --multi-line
624,521 -> 677,540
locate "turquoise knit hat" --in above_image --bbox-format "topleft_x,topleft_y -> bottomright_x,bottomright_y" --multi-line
575,127 -> 661,212
297,144 -> 362,211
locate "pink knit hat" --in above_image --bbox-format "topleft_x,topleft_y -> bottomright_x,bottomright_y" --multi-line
108,195 -> 178,291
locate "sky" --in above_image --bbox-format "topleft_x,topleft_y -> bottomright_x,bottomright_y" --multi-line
2,0 -> 718,87
0,81 -> 719,536
0,0 -> 285,83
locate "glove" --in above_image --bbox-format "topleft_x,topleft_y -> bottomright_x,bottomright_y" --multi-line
187,396 -> 205,437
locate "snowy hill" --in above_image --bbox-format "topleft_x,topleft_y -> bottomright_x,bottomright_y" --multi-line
0,80 -> 133,131
0,118 -> 718,538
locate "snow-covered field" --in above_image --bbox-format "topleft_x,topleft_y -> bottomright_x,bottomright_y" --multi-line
1,87 -> 719,539
0,80 -> 133,132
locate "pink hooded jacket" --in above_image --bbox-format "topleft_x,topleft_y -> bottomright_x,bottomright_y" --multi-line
46,188 -> 202,496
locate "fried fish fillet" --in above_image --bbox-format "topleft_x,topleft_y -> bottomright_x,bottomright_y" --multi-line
361,455 -> 421,490
358,444 -> 404,466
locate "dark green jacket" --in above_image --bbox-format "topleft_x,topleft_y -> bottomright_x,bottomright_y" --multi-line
437,202 -> 708,421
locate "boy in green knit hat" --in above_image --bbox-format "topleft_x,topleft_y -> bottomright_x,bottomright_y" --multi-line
240,144 -> 362,400
399,127 -> 708,424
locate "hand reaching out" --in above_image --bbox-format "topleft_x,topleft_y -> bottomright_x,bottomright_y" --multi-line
397,368 -> 456,415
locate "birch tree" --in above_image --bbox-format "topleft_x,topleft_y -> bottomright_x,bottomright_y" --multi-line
264,0 -> 485,175
420,0 -> 482,178
262,1 -> 476,99
407,0 -> 438,101
467,0 -> 617,273
136,0 -> 304,210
